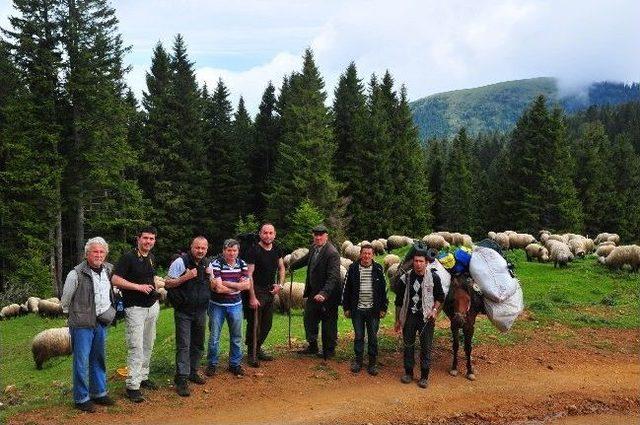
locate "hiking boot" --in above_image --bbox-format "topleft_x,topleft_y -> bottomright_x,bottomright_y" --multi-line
247,357 -> 260,368
125,388 -> 145,403
316,350 -> 335,359
140,379 -> 158,390
175,378 -> 190,397
189,373 -> 206,385
205,364 -> 217,377
367,356 -> 379,376
228,365 -> 245,377
91,395 -> 115,406
400,373 -> 413,384
257,348 -> 274,361
350,360 -> 362,373
75,400 -> 96,412
418,378 -> 429,388
297,343 -> 318,355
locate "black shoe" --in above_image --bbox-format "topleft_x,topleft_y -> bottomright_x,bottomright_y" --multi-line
140,379 -> 158,390
75,400 -> 96,412
367,364 -> 379,376
297,344 -> 319,355
247,358 -> 260,368
316,351 -> 335,359
91,395 -> 115,406
175,378 -> 190,397
400,373 -> 413,384
257,349 -> 274,361
228,365 -> 245,377
125,388 -> 145,403
189,373 -> 206,385
205,364 -> 217,377
418,378 -> 429,388
350,360 -> 362,373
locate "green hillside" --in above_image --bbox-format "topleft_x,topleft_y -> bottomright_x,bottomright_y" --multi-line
410,77 -> 640,140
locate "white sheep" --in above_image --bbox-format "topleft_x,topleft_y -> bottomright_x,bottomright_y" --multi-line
525,243 -> 549,262
595,244 -> 616,258
32,327 -> 72,369
37,299 -> 63,317
383,254 -> 401,272
598,245 -> 640,271
0,304 -> 21,320
547,240 -> 574,268
421,234 -> 450,251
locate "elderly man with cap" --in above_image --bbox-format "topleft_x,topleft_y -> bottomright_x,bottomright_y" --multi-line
290,224 -> 341,359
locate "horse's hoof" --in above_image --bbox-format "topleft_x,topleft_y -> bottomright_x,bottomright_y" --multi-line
449,369 -> 458,377
466,373 -> 476,381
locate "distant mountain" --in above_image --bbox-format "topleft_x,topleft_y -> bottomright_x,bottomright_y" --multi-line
410,77 -> 640,140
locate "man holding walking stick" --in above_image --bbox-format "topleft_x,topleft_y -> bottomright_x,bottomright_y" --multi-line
245,223 -> 285,367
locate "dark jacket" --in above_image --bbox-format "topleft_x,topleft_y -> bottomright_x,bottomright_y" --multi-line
64,261 -> 114,328
167,253 -> 211,312
342,261 -> 388,314
292,242 -> 342,306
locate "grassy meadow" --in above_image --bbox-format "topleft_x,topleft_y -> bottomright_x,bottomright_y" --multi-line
0,246 -> 638,421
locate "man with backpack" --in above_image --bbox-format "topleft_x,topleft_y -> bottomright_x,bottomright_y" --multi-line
164,236 -> 211,397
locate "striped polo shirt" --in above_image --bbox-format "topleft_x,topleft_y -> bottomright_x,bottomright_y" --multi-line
357,264 -> 374,309
210,257 -> 249,306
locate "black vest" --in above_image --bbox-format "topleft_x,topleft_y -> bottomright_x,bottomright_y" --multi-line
167,253 -> 210,312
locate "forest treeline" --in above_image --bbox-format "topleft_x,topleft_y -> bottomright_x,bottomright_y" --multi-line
1,0 -> 639,302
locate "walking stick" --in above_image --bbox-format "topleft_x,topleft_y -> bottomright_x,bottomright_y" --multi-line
252,306 -> 259,365
288,270 -> 293,349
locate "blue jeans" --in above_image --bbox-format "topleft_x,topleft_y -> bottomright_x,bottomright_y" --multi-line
207,302 -> 243,367
70,324 -> 108,404
351,308 -> 380,360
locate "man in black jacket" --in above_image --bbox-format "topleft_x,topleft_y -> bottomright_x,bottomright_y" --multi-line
164,236 -> 211,396
290,224 -> 341,359
342,243 -> 388,375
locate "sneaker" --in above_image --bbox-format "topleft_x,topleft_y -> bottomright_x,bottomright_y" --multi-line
189,373 -> 206,385
140,379 -> 158,390
367,364 -> 379,376
205,365 -> 217,377
125,388 -> 145,403
75,400 -> 96,412
350,361 -> 362,373
418,378 -> 429,388
175,378 -> 190,397
257,349 -> 274,361
228,365 -> 245,377
400,373 -> 413,384
91,395 -> 115,406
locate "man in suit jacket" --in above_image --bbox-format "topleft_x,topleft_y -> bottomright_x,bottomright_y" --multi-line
290,224 -> 341,359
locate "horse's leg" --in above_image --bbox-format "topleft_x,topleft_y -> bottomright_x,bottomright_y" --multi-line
464,313 -> 477,380
449,323 -> 459,376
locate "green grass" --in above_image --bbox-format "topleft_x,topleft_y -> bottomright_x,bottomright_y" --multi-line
1,246 -> 638,421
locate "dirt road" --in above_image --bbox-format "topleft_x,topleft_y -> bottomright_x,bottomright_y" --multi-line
11,327 -> 640,424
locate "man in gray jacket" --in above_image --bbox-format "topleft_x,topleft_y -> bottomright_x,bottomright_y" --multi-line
61,237 -> 116,412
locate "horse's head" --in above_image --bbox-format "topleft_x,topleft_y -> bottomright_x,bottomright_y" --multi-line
451,275 -> 472,328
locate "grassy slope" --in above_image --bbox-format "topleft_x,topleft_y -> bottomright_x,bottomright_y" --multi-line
1,247 -> 638,420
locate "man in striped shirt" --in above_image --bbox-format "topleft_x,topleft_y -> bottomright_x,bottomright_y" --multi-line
205,239 -> 251,377
342,244 -> 388,375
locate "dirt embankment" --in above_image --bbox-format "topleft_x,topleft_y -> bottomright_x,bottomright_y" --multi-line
9,328 -> 640,425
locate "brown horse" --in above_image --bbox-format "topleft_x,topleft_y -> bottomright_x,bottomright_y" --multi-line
443,274 -> 484,380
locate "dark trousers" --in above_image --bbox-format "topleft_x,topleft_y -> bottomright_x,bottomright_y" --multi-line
402,310 -> 435,373
174,308 -> 206,379
351,308 -> 380,361
304,300 -> 338,353
245,296 -> 274,354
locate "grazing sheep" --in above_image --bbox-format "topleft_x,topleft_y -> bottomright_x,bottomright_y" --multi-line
508,233 -> 536,250
386,263 -> 399,281
371,239 -> 385,254
450,232 -> 464,246
435,231 -> 453,244
45,297 -> 60,304
288,248 -> 310,268
495,233 -> 510,250
548,240 -> 574,268
583,238 -> 595,254
422,234 -> 450,251
340,257 -> 353,269
383,254 -> 401,272
275,281 -> 306,312
341,240 -> 353,254
461,234 -> 474,248
387,235 -> 410,250
595,233 -> 620,245
344,244 -> 361,262
598,245 -> 640,271
525,243 -> 549,262
32,327 -> 72,369
596,244 -> 616,258
27,297 -> 41,313
37,299 -> 63,317
487,231 -> 497,240
0,304 -> 21,319
540,232 -> 551,244
568,238 -> 586,257
546,234 -> 565,244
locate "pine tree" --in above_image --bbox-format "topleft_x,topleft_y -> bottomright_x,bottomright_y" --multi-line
249,82 -> 279,216
265,49 -> 340,231
608,134 -> 640,242
425,138 -> 446,230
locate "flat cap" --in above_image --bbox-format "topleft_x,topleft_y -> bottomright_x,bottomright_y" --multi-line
311,224 -> 328,234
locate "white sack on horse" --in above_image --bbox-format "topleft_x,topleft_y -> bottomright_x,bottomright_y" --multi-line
483,284 -> 523,332
469,246 -> 518,302
429,259 -> 451,296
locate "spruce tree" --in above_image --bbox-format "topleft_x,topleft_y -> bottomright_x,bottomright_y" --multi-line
265,49 -> 340,231
425,138 -> 446,230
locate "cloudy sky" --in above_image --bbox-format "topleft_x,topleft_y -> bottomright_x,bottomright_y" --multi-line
1,0 -> 638,114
